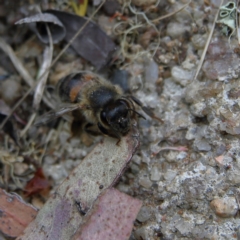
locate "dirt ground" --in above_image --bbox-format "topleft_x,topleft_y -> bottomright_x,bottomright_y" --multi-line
1,0 -> 240,239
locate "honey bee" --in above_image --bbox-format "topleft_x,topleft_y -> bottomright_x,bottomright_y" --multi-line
36,71 -> 161,140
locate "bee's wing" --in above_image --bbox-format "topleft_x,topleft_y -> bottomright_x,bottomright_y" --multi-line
35,103 -> 83,126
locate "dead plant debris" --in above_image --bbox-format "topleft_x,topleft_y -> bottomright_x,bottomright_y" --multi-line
1,0 -> 240,239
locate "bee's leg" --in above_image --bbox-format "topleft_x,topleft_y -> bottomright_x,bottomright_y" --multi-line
130,96 -> 164,123
71,121 -> 94,146
97,122 -> 109,135
84,123 -> 100,136
71,110 -> 86,137
97,122 -> 121,145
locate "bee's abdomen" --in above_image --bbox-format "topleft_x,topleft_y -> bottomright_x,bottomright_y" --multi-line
57,72 -> 93,103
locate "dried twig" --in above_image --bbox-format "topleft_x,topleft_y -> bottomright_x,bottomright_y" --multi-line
33,47 -> 53,109
151,0 -> 191,23
49,0 -> 106,68
127,1 -> 160,56
20,113 -> 36,137
236,0 -> 240,45
20,25 -> 54,137
0,38 -> 34,87
113,0 -> 160,63
114,0 -> 191,64
151,146 -> 188,157
193,0 -> 224,81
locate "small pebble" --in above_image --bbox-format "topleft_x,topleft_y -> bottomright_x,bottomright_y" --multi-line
185,125 -> 198,140
175,218 -> 194,236
117,183 -> 131,195
136,206 -> 152,222
210,197 -> 238,218
144,58 -> 158,83
98,15 -> 116,37
134,224 -> 158,240
44,164 -> 68,183
171,66 -> 193,86
205,167 -> 217,181
176,152 -> 188,161
43,156 -> 56,165
31,197 -> 44,209
227,169 -> 240,185
190,102 -> 207,117
194,138 -> 211,152
130,163 -> 140,175
163,169 -> 177,182
64,159 -> 76,170
13,162 -> 28,175
134,227 -> 148,240
132,155 -> 142,165
164,151 -> 178,163
0,78 -> 21,105
192,34 -> 207,49
139,176 -> 152,189
150,166 -> 161,181
158,181 -> 165,193
102,0 -> 121,16
167,22 -> 190,39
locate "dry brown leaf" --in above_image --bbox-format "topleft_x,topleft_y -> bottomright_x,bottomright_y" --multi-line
73,188 -> 142,240
0,188 -> 37,238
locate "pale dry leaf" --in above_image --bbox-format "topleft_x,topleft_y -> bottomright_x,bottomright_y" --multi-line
17,122 -> 139,240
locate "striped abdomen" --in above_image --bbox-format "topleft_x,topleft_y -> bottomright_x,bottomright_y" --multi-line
57,72 -> 95,103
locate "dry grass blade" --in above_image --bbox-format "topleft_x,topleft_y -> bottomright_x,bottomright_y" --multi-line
0,38 -> 34,87
33,46 -> 53,109
20,113 -> 36,138
21,28 -> 53,137
237,0 -> 240,45
151,0 -> 191,23
193,0 -> 224,81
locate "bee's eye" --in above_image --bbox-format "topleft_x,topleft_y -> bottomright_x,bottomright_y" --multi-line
100,111 -> 108,125
121,107 -> 128,118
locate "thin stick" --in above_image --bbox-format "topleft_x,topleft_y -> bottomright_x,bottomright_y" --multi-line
20,112 -> 37,137
236,0 -> 240,45
21,24 -> 54,137
0,38 -> 34,87
151,146 -> 188,157
151,0 -> 191,23
49,0 -> 106,68
0,1 -> 105,131
33,46 -> 53,109
127,1 -> 160,56
193,0 -> 223,81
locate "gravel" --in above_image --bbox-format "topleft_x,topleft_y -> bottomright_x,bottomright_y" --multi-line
2,0 -> 240,239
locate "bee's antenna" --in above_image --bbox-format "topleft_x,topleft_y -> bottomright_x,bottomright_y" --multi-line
127,108 -> 146,120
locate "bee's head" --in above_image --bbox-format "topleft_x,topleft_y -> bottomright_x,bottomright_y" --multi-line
100,99 -> 131,134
